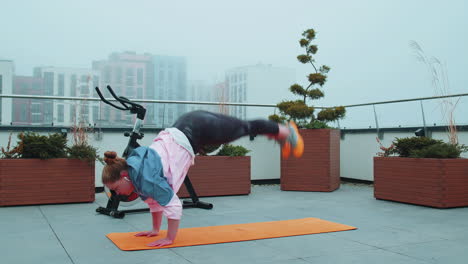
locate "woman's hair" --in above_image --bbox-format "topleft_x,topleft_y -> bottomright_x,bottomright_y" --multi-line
102,151 -> 128,184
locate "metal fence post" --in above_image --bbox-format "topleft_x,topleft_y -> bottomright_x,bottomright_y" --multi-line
420,100 -> 429,137
373,104 -> 383,139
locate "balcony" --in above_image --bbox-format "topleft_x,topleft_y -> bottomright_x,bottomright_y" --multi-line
0,94 -> 467,263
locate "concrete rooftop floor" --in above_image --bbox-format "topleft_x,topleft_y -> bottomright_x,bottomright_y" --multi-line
2,182 -> 468,264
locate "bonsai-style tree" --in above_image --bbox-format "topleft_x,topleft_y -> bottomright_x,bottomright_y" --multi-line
269,28 -> 345,128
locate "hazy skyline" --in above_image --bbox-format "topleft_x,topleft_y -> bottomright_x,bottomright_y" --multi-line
1,0 -> 467,127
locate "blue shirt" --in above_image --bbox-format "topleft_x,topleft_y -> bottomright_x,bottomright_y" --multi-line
126,146 -> 174,206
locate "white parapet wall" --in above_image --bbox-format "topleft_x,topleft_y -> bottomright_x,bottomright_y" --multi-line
340,128 -> 468,181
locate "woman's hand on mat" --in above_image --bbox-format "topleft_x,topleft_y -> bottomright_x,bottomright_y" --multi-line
147,238 -> 173,247
135,230 -> 159,237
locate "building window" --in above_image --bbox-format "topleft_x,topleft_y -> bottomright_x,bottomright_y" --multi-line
233,85 -> 238,102
57,104 -> 64,122
16,83 -> 26,94
115,67 -> 122,83
31,102 -> 42,123
93,75 -> 99,97
58,74 -> 65,96
179,71 -> 185,81
32,82 -> 41,91
168,111 -> 174,123
44,101 -> 53,123
19,104 -> 28,122
80,86 -> 88,95
125,113 -> 133,123
159,70 -> 164,84
168,71 -> 172,83
70,75 -> 77,96
137,87 -> 143,99
114,86 -> 121,95
80,103 -> 89,115
43,72 -> 54,95
104,106 -> 110,121
32,114 -> 42,123
93,75 -> 99,87
115,111 -> 122,122
126,68 -> 134,86
126,87 -> 133,98
31,103 -> 41,113
80,75 -> 89,94
137,68 -> 143,85
70,105 -> 76,123
79,103 -> 89,124
104,66 -> 111,83
243,84 -> 247,101
92,105 -> 99,124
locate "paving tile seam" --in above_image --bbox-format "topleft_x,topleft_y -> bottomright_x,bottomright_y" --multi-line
38,206 -> 76,264
330,235 -> 441,263
380,225 -> 453,241
333,233 -> 447,249
379,247 -> 434,263
170,249 -> 197,264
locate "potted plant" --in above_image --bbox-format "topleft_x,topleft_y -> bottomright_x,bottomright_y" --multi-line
374,136 -> 468,208
0,126 -> 100,206
177,144 -> 251,197
374,41 -> 468,208
269,28 -> 345,192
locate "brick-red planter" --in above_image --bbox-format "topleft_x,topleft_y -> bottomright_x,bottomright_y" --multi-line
0,159 -> 95,206
177,156 -> 251,198
374,157 -> 468,208
281,129 -> 340,192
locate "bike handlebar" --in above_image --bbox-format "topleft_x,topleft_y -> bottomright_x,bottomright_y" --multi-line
95,85 -> 146,120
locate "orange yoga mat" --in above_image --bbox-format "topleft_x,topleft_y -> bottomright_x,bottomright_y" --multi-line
107,217 -> 357,250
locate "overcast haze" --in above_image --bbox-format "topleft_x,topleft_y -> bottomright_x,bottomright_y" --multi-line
1,0 -> 467,127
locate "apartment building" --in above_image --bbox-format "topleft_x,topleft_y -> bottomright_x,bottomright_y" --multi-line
32,67 -> 100,126
0,60 -> 14,125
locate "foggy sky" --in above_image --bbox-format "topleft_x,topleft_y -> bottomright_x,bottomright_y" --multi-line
1,0 -> 467,127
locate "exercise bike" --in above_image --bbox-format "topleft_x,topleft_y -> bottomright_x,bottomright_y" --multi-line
95,85 -> 213,218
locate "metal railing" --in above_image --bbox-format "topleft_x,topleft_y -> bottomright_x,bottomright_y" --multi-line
1,92 -> 467,108
1,92 -> 467,131
336,93 -> 468,135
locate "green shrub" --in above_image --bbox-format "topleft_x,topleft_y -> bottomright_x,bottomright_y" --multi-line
389,136 -> 467,159
302,120 -> 330,129
390,137 -> 442,157
216,144 -> 250,157
1,130 -> 102,165
67,144 -> 102,165
410,143 -> 468,158
20,132 -> 67,159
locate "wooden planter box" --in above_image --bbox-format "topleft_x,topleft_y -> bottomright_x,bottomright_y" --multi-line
177,156 -> 251,198
374,157 -> 468,208
0,159 -> 95,206
281,129 -> 340,192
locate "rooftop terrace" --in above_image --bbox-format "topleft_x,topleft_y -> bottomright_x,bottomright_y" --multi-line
2,182 -> 468,264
